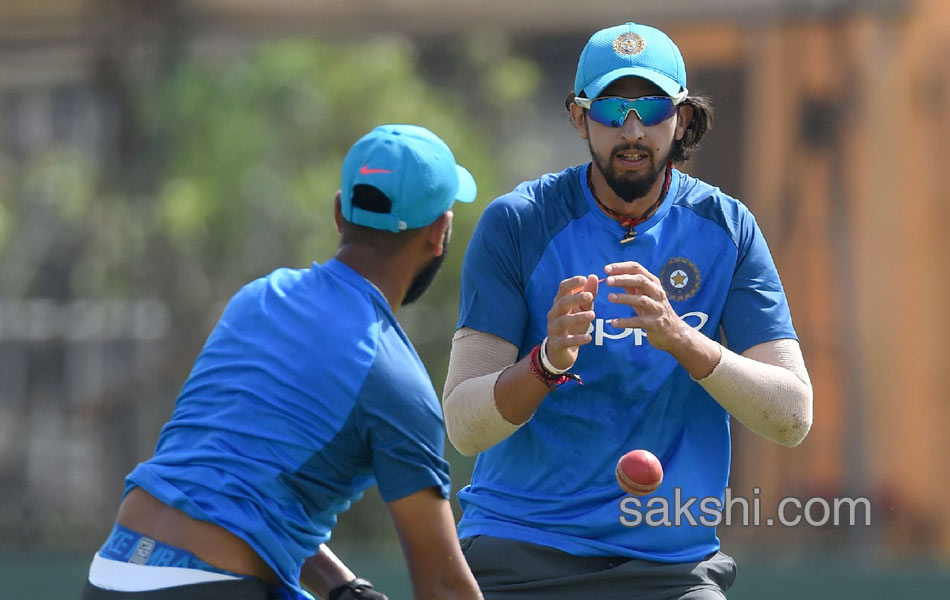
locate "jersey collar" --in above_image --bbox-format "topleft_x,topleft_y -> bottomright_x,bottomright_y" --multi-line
580,163 -> 679,242
323,258 -> 391,312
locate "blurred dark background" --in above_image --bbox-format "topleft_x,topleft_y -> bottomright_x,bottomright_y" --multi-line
2,1 -> 949,598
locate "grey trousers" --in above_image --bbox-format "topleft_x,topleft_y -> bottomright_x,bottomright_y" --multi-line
461,536 -> 737,600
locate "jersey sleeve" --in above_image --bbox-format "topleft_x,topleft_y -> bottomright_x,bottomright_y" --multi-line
355,366 -> 452,503
457,197 -> 530,346
720,211 -> 798,354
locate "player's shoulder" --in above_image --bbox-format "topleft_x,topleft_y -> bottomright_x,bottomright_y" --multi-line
228,266 -> 331,313
671,171 -> 757,242
481,165 -> 588,231
234,266 -> 309,297
358,312 -> 438,409
229,263 -> 378,337
223,268 -> 305,315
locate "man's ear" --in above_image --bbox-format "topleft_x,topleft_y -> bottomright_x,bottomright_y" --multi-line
674,104 -> 694,141
333,191 -> 344,234
569,103 -> 590,140
427,211 -> 453,256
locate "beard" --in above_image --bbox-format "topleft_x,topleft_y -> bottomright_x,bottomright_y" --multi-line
589,139 -> 672,203
402,230 -> 450,306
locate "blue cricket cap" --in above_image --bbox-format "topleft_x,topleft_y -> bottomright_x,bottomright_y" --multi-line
340,124 -> 477,232
574,22 -> 687,99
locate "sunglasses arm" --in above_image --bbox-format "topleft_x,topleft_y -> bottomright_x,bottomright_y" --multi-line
573,90 -> 689,108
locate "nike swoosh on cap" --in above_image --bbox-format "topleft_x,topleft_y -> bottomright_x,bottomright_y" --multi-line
359,164 -> 393,175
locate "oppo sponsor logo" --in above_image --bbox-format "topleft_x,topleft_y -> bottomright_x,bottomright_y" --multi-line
587,311 -> 709,346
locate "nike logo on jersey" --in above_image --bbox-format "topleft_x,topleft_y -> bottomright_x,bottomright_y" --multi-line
359,164 -> 393,175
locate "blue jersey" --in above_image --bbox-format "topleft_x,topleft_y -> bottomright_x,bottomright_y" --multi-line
127,259 -> 451,596
456,164 -> 796,562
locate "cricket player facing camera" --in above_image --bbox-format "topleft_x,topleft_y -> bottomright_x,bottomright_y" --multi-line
443,22 -> 813,600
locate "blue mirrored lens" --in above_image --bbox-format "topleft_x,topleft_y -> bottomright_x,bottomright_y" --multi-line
587,97 -> 676,128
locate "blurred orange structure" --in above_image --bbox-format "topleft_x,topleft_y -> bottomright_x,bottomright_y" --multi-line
670,0 -> 950,558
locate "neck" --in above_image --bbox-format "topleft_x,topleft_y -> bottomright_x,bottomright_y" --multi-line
333,244 -> 413,313
589,163 -> 671,222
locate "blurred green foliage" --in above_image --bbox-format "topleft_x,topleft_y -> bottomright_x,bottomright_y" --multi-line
145,39 -> 491,284
0,34 -> 541,550
0,36 -> 539,342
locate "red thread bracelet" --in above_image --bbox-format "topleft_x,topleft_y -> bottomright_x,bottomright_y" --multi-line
528,344 -> 583,389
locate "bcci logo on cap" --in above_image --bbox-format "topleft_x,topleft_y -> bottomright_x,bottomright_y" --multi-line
660,257 -> 700,302
613,32 -> 646,57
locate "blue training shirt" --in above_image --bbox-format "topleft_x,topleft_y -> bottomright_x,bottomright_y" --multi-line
127,259 -> 451,596
456,164 -> 796,562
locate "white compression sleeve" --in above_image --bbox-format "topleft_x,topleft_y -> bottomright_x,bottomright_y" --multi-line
695,338 -> 813,447
442,327 -> 520,457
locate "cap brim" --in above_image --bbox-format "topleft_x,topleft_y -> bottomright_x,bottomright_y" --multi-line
455,165 -> 477,203
584,67 -> 684,99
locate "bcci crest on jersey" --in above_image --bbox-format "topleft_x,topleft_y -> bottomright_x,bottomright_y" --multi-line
660,257 -> 701,302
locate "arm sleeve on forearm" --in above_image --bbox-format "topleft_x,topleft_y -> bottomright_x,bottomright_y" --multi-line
695,338 -> 813,447
442,327 -> 521,457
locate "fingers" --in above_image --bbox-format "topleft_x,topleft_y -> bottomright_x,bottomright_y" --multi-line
548,311 -> 595,338
604,262 -> 662,298
546,276 -> 600,369
549,278 -> 597,329
605,274 -> 663,302
605,261 -> 652,276
607,316 -> 642,331
559,275 -> 589,297
545,307 -> 594,370
554,274 -> 600,318
547,330 -> 594,355
603,264 -> 669,331
608,291 -> 677,340
547,298 -> 595,352
607,289 -> 661,311
551,332 -> 594,352
605,287 -> 663,330
545,324 -> 593,370
549,291 -> 594,322
581,274 -> 599,311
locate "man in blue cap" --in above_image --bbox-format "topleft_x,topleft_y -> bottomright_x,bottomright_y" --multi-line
443,22 -> 813,599
81,124 -> 484,600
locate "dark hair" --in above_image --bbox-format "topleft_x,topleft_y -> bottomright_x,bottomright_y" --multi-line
672,96 -> 713,163
340,184 -> 427,249
350,184 -> 392,214
564,91 -> 714,164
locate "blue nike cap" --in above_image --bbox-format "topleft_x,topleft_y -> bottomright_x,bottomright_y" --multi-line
574,22 -> 687,99
340,124 -> 477,232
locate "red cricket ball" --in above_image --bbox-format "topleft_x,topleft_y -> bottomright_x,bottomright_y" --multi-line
615,449 -> 664,496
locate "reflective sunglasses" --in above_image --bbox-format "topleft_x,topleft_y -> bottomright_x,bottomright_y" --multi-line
574,91 -> 688,128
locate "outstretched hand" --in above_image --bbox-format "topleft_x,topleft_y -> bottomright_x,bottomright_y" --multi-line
545,274 -> 599,371
604,262 -> 689,353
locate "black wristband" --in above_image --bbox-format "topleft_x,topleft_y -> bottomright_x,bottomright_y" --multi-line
328,578 -> 382,600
